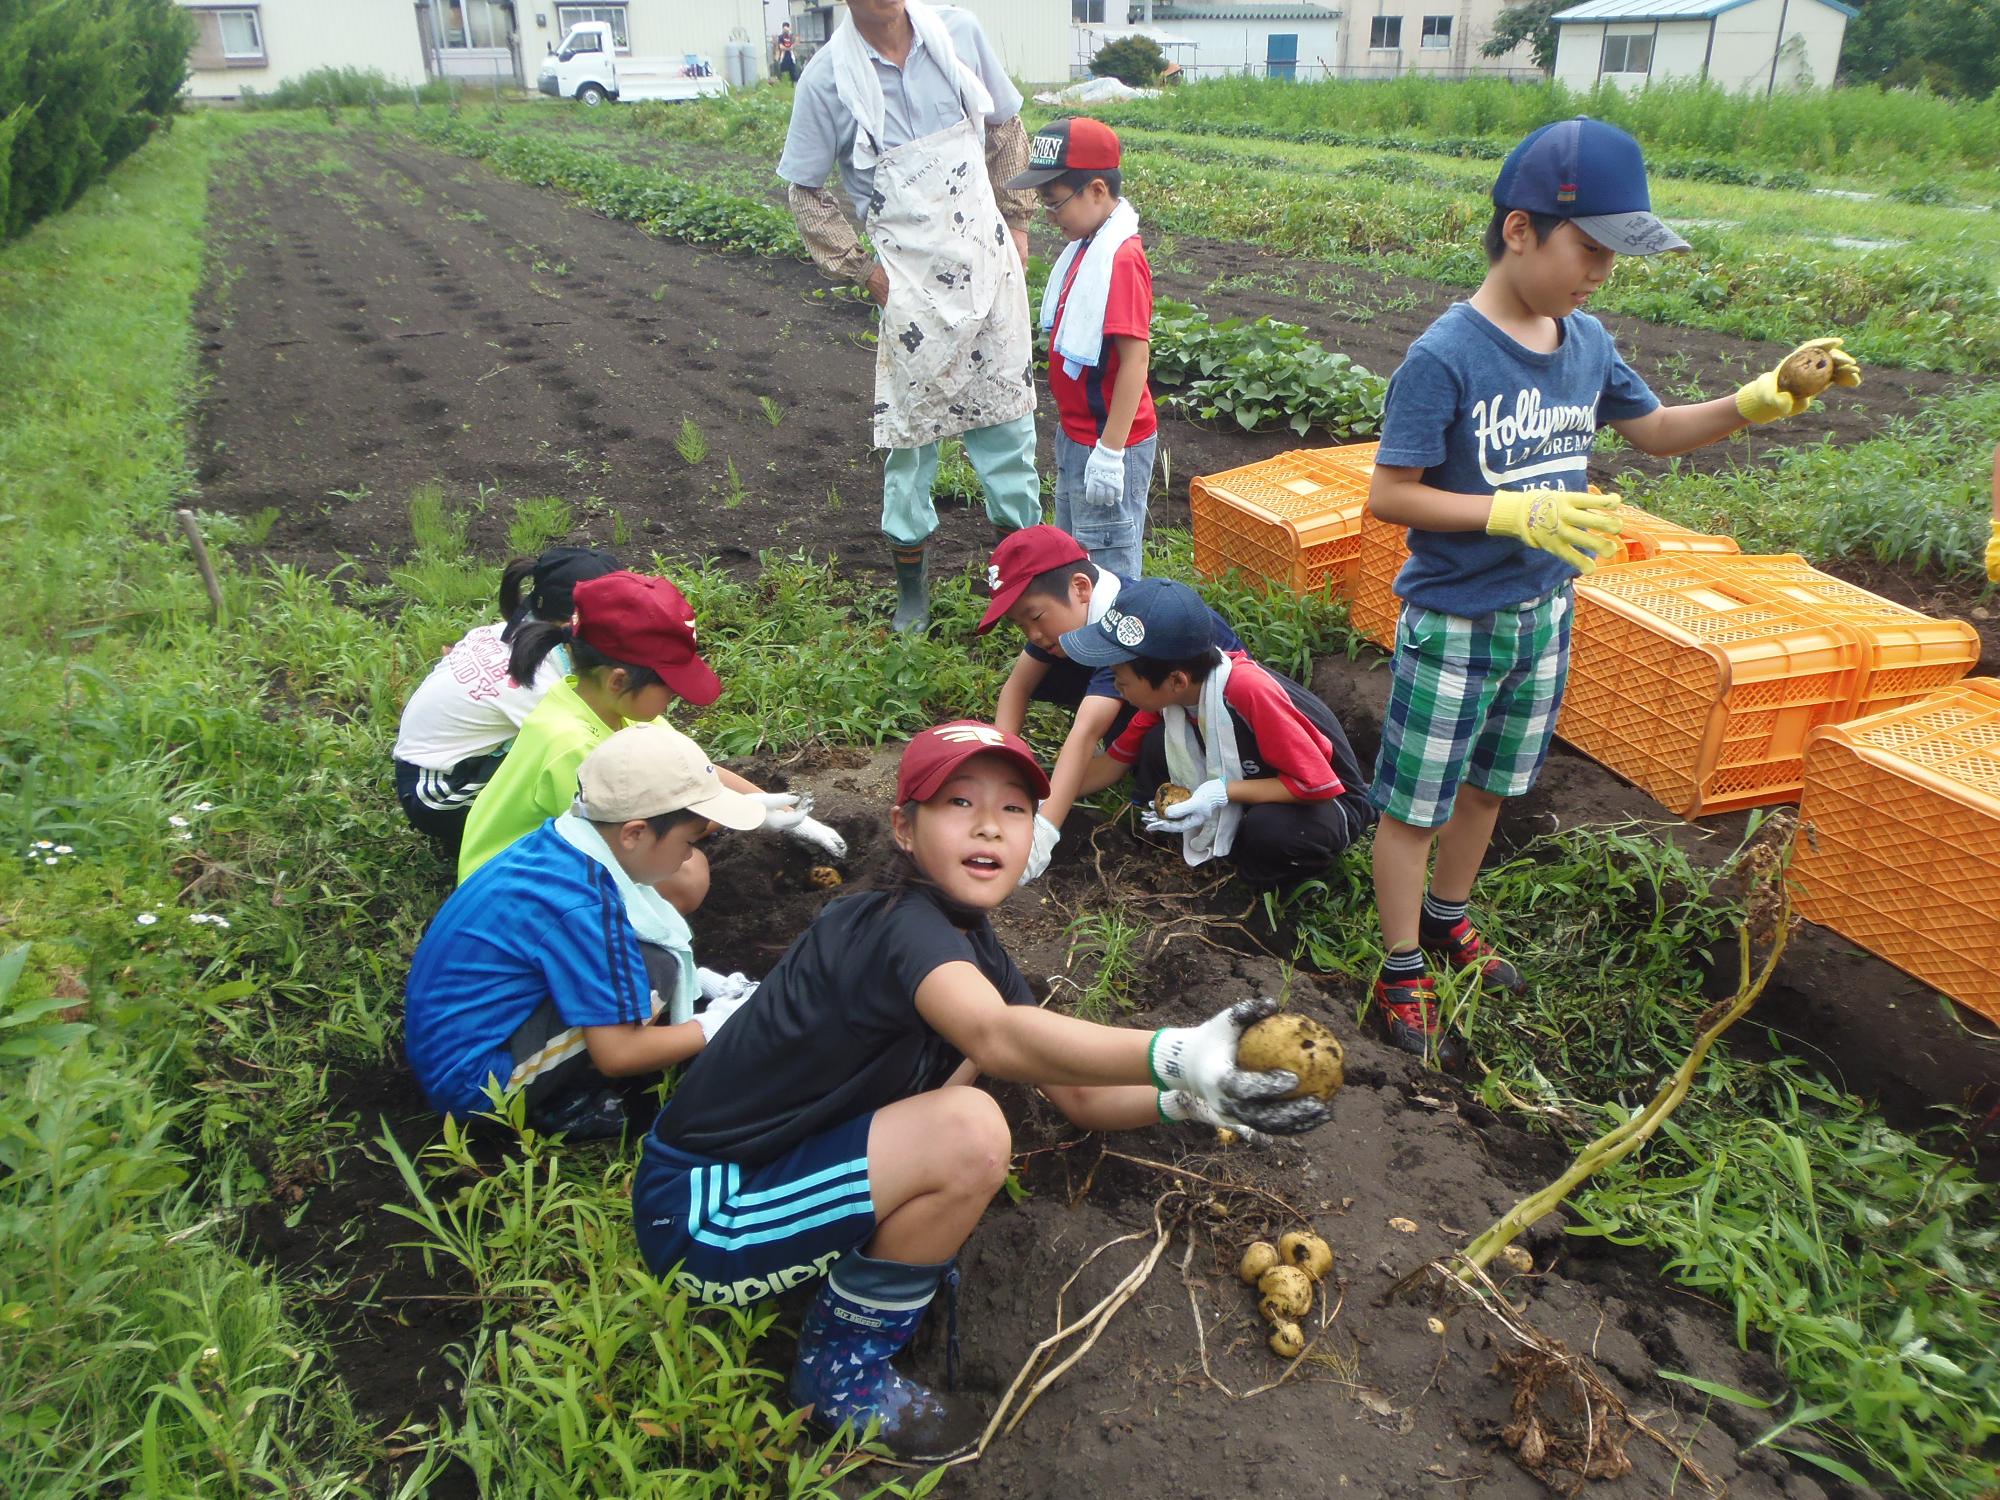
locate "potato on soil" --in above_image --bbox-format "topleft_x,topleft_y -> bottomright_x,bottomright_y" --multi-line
1256,1264 -> 1313,1322
1279,1229 -> 1333,1281
1268,1320 -> 1305,1359
1236,1014 -> 1344,1101
808,866 -> 843,888
1154,782 -> 1192,812
1499,1244 -> 1534,1274
1238,1241 -> 1279,1286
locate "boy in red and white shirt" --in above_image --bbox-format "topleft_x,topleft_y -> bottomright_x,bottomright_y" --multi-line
1007,118 -> 1155,580
1063,578 -> 1375,888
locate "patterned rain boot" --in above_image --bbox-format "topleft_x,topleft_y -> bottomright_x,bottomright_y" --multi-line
890,540 -> 932,634
790,1250 -> 983,1462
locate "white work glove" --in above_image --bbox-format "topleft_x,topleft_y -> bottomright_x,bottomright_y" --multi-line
1140,778 -> 1230,835
1159,1089 -> 1273,1148
753,790 -> 849,860
695,967 -> 757,1005
1149,996 -> 1330,1137
1021,813 -> 1060,885
695,994 -> 750,1042
1082,441 -> 1126,508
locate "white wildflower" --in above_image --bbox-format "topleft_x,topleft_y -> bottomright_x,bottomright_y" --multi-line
193,801 -> 215,813
54,845 -> 72,855
136,912 -> 158,926
168,815 -> 189,829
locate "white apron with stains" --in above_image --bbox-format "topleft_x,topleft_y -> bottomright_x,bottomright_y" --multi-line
865,115 -> 1035,452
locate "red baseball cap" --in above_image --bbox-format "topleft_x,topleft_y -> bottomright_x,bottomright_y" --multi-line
571,572 -> 721,706
1005,117 -> 1121,189
896,721 -> 1051,805
977,524 -> 1091,633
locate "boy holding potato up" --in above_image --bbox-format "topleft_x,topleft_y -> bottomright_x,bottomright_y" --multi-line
1366,116 -> 1862,1068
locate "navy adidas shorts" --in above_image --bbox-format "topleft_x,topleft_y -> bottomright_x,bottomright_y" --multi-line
632,1113 -> 877,1307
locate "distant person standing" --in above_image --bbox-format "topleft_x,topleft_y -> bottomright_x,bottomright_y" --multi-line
778,0 -> 1040,634
773,22 -> 800,81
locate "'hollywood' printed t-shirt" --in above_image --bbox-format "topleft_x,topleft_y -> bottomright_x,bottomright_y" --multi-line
1374,302 -> 1658,616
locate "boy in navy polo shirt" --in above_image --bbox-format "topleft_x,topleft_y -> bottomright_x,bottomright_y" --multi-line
404,723 -> 768,1138
978,526 -> 1243,882
1367,117 -> 1861,1067
1005,118 -> 1156,580
1062,578 -> 1374,888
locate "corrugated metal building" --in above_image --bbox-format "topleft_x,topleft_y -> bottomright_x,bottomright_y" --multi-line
1550,0 -> 1853,91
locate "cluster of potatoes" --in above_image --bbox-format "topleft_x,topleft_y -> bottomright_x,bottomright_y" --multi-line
1237,1229 -> 1333,1359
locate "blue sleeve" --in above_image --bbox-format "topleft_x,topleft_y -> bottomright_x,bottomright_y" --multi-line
1086,664 -> 1120,700
1374,347 -> 1459,471
947,9 -> 1022,122
776,71 -> 844,187
1599,330 -> 1660,422
542,895 -> 651,1029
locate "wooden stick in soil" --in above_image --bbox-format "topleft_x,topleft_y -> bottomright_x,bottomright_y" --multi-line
175,507 -> 224,624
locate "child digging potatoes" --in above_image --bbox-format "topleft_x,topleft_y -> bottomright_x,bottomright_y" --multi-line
633,721 -> 1332,1460
1365,116 -> 1860,1067
404,723 -> 768,1140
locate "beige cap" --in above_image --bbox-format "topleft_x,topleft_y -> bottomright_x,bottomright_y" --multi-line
573,723 -> 767,830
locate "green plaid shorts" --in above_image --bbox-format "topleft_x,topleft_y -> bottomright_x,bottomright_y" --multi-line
1369,587 -> 1572,829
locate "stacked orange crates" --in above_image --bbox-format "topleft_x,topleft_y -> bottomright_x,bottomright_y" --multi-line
1558,559 -> 1865,817
1188,450 -> 1373,596
1712,554 -> 1980,719
1347,502 -> 1735,648
1792,679 -> 2000,1023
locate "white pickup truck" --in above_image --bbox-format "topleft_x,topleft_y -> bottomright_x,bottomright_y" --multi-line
536,21 -> 728,106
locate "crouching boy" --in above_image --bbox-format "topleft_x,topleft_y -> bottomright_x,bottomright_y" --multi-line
1063,577 -> 1374,887
403,722 -> 768,1138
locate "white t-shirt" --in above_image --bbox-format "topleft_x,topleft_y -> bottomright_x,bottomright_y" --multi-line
392,623 -> 568,770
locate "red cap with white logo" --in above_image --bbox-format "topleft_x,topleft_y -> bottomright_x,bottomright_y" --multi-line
571,571 -> 721,706
976,524 -> 1090,634
896,721 -> 1051,804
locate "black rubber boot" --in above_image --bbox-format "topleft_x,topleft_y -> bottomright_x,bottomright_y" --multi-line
890,540 -> 931,634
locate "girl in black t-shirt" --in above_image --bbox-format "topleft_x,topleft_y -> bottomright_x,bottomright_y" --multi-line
633,720 -> 1329,1461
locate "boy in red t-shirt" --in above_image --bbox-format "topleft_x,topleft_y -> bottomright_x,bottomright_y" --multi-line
1006,118 -> 1156,581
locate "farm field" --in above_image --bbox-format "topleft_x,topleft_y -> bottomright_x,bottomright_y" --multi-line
4,90 -> 1997,1499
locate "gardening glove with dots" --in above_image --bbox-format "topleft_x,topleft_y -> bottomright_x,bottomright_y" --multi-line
1734,336 -> 1862,424
754,790 -> 849,859
1140,778 -> 1230,835
1485,488 -> 1622,574
1987,517 -> 2000,585
1150,996 -> 1331,1137
1082,442 -> 1127,508
1159,1089 -> 1274,1148
1021,813 -> 1060,885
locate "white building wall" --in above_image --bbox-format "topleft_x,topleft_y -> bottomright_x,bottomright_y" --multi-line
1776,0 -> 1844,86
953,0 -> 1072,83
182,0 -> 429,98
1550,20 -> 1603,87
1555,0 -> 1844,91
1706,0 -> 1786,88
1650,19 -> 1709,75
1339,0 -> 1537,77
1155,16 -> 1342,75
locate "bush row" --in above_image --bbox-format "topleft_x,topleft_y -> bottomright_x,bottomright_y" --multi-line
0,0 -> 192,242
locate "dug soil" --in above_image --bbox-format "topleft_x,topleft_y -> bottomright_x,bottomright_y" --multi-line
197,125 -> 1996,1495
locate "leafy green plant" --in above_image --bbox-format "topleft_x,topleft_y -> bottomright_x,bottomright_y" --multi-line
1091,34 -> 1166,87
508,495 -> 574,556
758,395 -> 784,427
1061,910 -> 1145,1022
721,456 -> 747,509
1150,299 -> 1388,439
675,417 -> 708,465
407,481 -> 470,556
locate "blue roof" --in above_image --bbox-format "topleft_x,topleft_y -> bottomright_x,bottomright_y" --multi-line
1553,0 -> 1856,22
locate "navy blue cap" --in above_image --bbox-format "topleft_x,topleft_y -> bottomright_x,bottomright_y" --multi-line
1059,577 -> 1217,666
1492,117 -> 1688,257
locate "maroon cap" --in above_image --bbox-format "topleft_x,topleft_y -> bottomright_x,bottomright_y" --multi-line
896,721 -> 1051,805
571,572 -> 721,706
977,525 -> 1090,633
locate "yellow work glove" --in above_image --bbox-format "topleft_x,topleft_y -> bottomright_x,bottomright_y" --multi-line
1735,337 -> 1863,424
1986,516 -> 2000,585
1486,489 -> 1623,574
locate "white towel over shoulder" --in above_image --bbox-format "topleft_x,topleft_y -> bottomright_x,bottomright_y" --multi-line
1039,198 -> 1140,380
822,0 -> 993,173
1160,652 -> 1245,866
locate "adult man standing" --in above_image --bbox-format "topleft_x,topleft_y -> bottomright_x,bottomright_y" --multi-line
778,0 -> 1040,632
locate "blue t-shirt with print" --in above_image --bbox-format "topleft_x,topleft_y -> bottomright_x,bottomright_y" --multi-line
1375,303 -> 1659,616
404,820 -> 655,1115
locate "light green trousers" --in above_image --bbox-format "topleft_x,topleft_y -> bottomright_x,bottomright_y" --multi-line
879,413 -> 1042,546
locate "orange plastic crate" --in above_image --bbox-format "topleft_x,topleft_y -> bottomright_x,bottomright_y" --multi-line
1189,451 -> 1373,596
1559,559 -> 1864,817
1713,554 -> 1979,718
1315,440 -> 1379,476
1793,679 -> 2000,1022
1612,509 -> 1739,562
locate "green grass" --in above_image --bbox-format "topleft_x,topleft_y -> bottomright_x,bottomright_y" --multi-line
1617,382 -> 2000,576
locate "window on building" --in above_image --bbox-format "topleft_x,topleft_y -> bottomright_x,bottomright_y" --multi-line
188,6 -> 265,68
1368,15 -> 1402,49
556,4 -> 630,51
435,0 -> 512,49
1601,32 -> 1652,72
1420,14 -> 1451,47
1071,0 -> 1106,21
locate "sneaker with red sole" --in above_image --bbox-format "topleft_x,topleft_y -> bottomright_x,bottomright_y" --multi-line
1421,917 -> 1526,994
1372,972 -> 1468,1072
